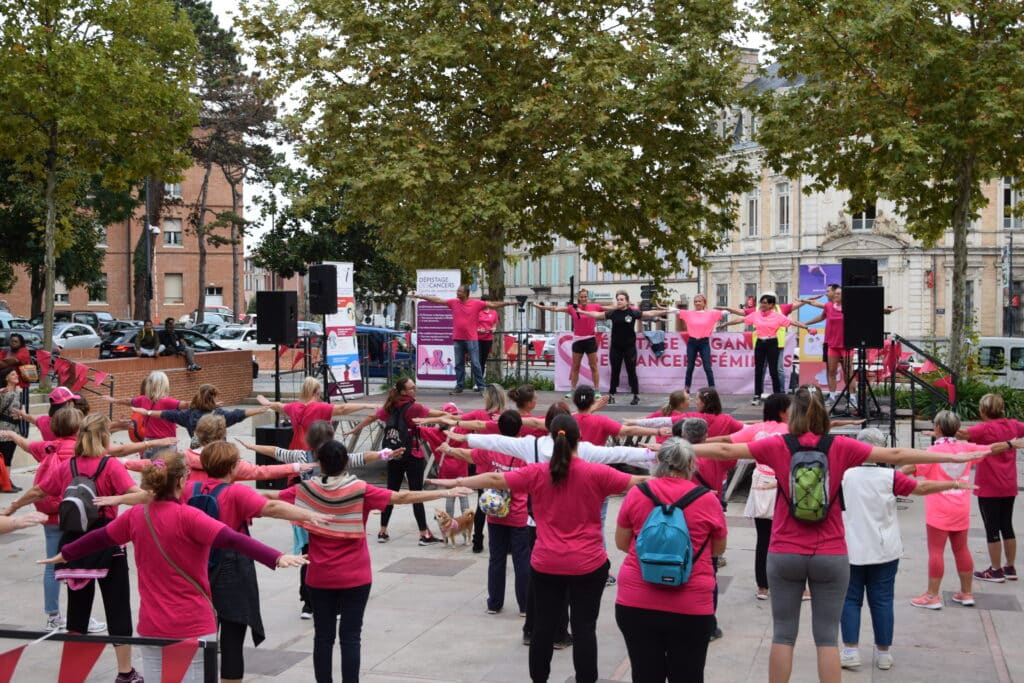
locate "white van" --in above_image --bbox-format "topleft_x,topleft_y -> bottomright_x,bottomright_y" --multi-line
975,337 -> 1024,389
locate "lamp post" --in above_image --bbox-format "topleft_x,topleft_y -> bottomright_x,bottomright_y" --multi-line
147,223 -> 161,320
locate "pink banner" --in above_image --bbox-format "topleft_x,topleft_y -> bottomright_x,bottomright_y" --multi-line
553,332 -> 798,395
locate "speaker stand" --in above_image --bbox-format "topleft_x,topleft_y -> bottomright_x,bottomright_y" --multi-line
831,346 -> 881,419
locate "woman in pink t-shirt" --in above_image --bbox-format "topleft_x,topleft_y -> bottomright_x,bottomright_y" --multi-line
904,411 -> 989,610
644,390 -> 689,445
257,376 -> 377,451
693,386 -> 1002,683
615,437 -> 727,682
533,288 -> 609,392
724,294 -> 812,405
45,450 -> 306,683
800,288 -> 852,404
273,440 -> 470,683
955,393 -> 1024,583
103,371 -> 184,456
429,414 -> 647,683
676,293 -> 726,392
346,377 -> 450,545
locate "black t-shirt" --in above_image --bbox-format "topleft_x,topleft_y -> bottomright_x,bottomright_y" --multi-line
605,308 -> 639,347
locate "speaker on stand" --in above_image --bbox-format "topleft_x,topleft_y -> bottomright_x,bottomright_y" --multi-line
307,264 -> 342,402
835,285 -> 885,419
257,291 -> 299,430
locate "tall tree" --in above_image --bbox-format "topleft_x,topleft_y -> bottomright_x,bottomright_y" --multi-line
752,0 -> 1024,375
0,0 -> 198,360
237,0 -> 752,300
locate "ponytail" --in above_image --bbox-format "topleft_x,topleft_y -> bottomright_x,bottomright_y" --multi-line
508,384 -> 536,409
548,414 -> 579,485
661,390 -> 688,416
572,385 -> 596,412
788,385 -> 830,436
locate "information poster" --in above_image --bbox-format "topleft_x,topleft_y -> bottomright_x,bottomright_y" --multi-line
323,261 -> 361,395
415,269 -> 460,388
797,263 -> 843,388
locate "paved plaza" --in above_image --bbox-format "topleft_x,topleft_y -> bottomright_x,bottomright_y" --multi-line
0,388 -> 1020,681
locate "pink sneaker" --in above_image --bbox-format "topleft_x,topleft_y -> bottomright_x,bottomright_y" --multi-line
952,592 -> 975,606
910,593 -> 942,610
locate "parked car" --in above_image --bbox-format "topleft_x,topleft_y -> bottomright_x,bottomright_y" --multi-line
191,321 -> 226,337
0,329 -> 43,357
32,322 -> 102,350
30,310 -> 102,330
98,328 -> 226,359
209,325 -> 277,352
355,325 -> 415,378
99,320 -> 144,340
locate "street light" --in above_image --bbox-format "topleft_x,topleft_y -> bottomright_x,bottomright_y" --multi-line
146,222 -> 160,320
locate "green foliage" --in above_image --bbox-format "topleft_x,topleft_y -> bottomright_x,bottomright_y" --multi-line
487,373 -> 555,392
751,0 -> 1024,376
894,376 -> 1024,421
237,0 -> 753,297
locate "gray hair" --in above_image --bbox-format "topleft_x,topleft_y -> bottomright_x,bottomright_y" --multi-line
933,410 -> 961,438
856,427 -> 886,447
680,417 -> 708,445
653,437 -> 697,478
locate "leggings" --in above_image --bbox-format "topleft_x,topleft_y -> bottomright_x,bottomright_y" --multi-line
766,552 -> 849,646
530,561 -> 609,683
380,456 -> 427,531
615,604 -> 713,683
754,517 -> 772,590
0,440 -> 14,468
927,525 -> 973,578
978,496 -> 1016,543
608,344 -> 638,396
753,338 -> 782,396
685,337 -> 714,390
219,620 -> 248,679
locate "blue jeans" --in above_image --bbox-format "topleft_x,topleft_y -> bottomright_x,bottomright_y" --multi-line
487,523 -> 531,613
452,339 -> 483,390
43,524 -> 62,615
685,337 -> 714,390
840,559 -> 898,648
310,583 -> 372,683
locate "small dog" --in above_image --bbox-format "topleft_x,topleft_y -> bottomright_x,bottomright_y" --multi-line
433,509 -> 475,547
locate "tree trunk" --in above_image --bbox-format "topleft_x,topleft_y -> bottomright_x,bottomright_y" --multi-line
482,224 -> 507,378
42,125 -> 58,391
194,158 -> 214,325
29,263 -> 43,319
946,157 -> 974,378
229,183 -> 241,317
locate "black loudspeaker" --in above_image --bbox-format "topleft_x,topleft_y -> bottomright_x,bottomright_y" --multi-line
254,425 -> 293,490
841,258 -> 878,287
843,286 -> 885,349
309,264 -> 338,315
256,291 -> 298,345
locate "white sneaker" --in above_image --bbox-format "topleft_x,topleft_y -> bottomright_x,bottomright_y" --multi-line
875,650 -> 893,670
87,617 -> 106,633
45,614 -> 65,632
840,649 -> 861,669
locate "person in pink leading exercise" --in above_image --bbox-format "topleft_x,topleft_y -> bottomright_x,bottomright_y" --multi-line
412,286 -> 514,395
533,289 -> 609,395
673,294 -> 728,393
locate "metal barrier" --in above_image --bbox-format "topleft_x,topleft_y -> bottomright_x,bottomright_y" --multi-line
0,629 -> 217,682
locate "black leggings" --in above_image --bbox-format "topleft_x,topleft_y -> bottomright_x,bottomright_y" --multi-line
609,344 -> 638,396
380,456 -> 427,531
220,619 -> 248,679
754,338 -> 782,395
615,604 -> 714,683
66,550 -> 133,637
978,496 -> 1016,543
755,517 -> 772,590
0,440 -> 14,468
530,561 -> 609,683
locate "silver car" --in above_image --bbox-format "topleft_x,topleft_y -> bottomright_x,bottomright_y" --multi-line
33,322 -> 103,350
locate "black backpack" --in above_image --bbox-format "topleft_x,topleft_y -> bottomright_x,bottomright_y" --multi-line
58,457 -> 110,533
381,402 -> 414,452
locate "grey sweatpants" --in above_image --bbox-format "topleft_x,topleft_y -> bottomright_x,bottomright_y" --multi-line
767,552 -> 850,647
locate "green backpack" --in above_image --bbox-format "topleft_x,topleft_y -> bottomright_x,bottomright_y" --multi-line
779,434 -> 835,523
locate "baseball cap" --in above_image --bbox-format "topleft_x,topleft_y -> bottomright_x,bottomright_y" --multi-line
49,387 -> 81,405
441,402 -> 460,415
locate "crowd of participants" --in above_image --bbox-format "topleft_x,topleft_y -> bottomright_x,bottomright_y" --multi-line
0,367 -> 1020,683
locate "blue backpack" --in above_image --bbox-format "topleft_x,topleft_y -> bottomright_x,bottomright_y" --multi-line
634,483 -> 711,586
187,482 -> 230,569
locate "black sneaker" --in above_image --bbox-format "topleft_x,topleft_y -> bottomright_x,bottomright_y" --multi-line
472,543 -> 484,554
553,635 -> 574,649
629,395 -> 640,405
115,669 -> 144,683
418,535 -> 443,546
449,387 -> 464,395
522,633 -> 531,646
607,395 -> 615,404
709,627 -> 723,641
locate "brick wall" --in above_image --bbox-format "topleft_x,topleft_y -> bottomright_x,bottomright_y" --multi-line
71,351 -> 254,420
252,347 -> 321,371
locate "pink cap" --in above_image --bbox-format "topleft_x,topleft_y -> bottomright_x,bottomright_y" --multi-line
49,387 -> 81,405
441,402 -> 460,415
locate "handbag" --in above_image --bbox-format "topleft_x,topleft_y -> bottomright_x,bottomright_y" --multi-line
744,465 -> 778,519
18,364 -> 38,383
143,504 -> 213,607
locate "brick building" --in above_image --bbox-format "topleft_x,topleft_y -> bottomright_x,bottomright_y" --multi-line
5,163 -> 242,323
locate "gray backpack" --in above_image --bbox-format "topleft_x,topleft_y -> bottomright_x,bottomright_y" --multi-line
58,457 -> 110,533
